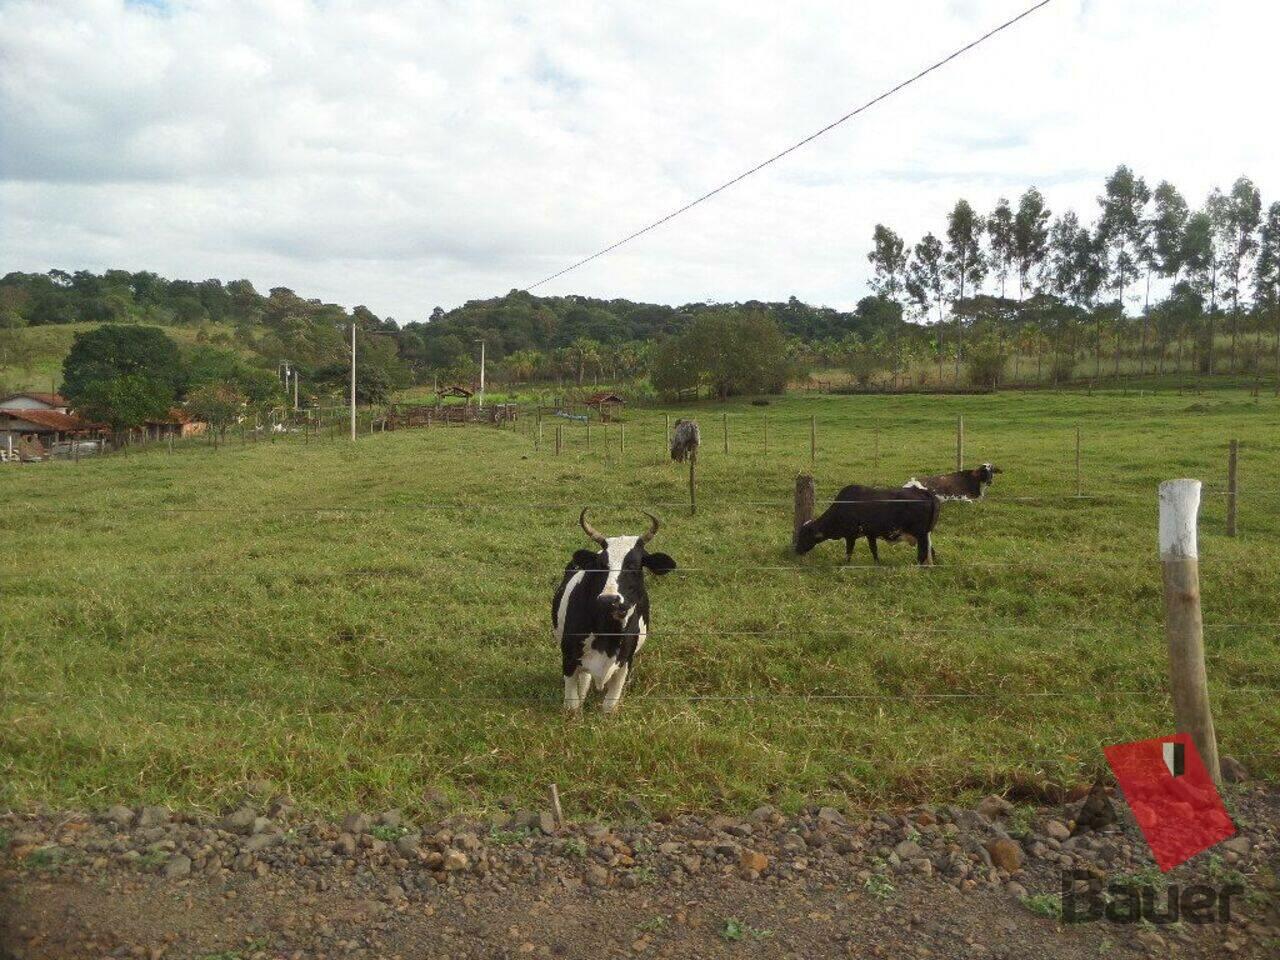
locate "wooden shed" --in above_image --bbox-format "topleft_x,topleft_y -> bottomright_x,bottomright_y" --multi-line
585,392 -> 625,422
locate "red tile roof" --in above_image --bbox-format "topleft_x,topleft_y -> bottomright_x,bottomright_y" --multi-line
1,392 -> 68,407
0,407 -> 97,432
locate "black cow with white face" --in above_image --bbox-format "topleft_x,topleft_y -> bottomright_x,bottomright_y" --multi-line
552,510 -> 677,713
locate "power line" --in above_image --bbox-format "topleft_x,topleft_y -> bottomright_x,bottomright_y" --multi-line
523,0 -> 1055,290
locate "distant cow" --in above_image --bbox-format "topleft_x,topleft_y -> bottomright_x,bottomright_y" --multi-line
904,463 -> 1001,502
553,510 -> 677,713
795,485 -> 940,565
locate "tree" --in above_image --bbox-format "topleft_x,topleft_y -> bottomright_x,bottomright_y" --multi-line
1182,210 -> 1217,372
1097,165 -> 1151,319
1215,176 -> 1262,372
867,225 -> 908,303
650,311 -> 789,400
62,325 -> 185,406
906,233 -> 947,383
944,199 -> 986,378
186,383 -> 245,444
1255,201 -> 1280,379
987,198 -> 1016,299
76,374 -> 174,442
1013,187 -> 1051,300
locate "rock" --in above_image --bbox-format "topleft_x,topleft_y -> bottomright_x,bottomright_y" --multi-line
334,834 -> 358,857
243,831 -> 281,853
538,812 -> 558,835
1042,820 -> 1071,842
911,858 -> 933,876
1220,835 -> 1250,855
454,831 -> 481,851
135,805 -> 171,828
894,840 -> 925,860
244,778 -> 274,798
395,833 -> 420,857
658,842 -> 682,856
976,796 -> 1013,821
585,864 -> 609,887
221,807 -> 258,834
342,813 -> 370,835
163,854 -> 191,879
251,817 -> 272,835
442,848 -> 468,872
749,805 -> 779,822
101,805 -> 135,828
738,849 -> 769,874
817,807 -> 844,824
985,839 -> 1023,873
1005,881 -> 1027,899
1220,756 -> 1248,783
377,810 -> 402,829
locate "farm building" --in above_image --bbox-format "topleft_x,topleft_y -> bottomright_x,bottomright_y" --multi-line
0,391 -> 71,414
0,406 -> 104,461
143,408 -> 208,441
585,392 -> 625,422
436,384 -> 474,401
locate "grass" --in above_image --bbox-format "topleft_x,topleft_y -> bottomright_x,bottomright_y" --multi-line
2,389 -> 1278,819
1023,893 -> 1064,920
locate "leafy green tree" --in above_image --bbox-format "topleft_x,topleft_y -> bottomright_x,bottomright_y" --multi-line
987,198 -> 1016,299
1097,165 -> 1151,318
944,199 -> 986,376
1215,176 -> 1262,371
1182,210 -> 1217,372
906,232 -> 947,383
1255,202 -> 1280,374
651,311 -> 789,399
186,383 -> 246,444
77,374 -> 174,440
867,225 -> 908,302
1013,187 -> 1051,301
62,325 -> 185,405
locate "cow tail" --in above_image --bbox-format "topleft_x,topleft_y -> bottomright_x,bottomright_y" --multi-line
928,493 -> 942,532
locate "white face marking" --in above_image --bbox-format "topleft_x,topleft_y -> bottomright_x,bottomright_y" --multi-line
554,569 -> 585,642
601,536 -> 639,599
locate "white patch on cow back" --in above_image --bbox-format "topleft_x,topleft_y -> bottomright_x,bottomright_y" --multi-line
601,536 -> 639,598
554,569 -> 585,643
903,479 -> 927,490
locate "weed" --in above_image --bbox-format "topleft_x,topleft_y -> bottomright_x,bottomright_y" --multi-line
487,828 -> 530,846
863,874 -> 895,900
1023,893 -> 1064,920
370,824 -> 408,842
637,915 -> 669,933
561,837 -> 587,859
628,865 -> 657,885
719,918 -> 771,942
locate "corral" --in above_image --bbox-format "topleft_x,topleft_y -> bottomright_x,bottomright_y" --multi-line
2,390 -> 1277,818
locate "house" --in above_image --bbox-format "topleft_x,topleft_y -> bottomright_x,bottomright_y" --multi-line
0,392 -> 71,414
585,392 -> 625,422
0,406 -> 102,460
143,408 -> 207,441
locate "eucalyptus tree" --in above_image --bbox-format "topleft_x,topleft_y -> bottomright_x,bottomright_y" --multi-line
1182,209 -> 1217,373
906,232 -> 947,382
867,224 -> 909,303
987,198 -> 1016,300
1013,187 -> 1051,301
1097,165 -> 1151,321
1145,182 -> 1189,372
1215,176 -> 1262,371
944,199 -> 987,378
1255,202 -> 1280,378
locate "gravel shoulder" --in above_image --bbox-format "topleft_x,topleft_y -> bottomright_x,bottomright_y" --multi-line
2,783 -> 1277,960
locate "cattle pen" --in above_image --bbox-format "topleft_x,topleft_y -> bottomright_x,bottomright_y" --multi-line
3,388 -> 1279,819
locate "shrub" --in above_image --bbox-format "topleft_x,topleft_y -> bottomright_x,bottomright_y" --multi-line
966,339 -> 1008,388
1049,354 -> 1076,384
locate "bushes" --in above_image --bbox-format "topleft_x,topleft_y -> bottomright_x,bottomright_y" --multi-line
1049,354 -> 1076,384
966,339 -> 1008,388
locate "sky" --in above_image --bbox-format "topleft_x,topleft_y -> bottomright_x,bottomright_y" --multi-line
1,0 -> 1276,323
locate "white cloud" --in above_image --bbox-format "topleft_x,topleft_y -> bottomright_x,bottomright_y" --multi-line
1,0 -> 1276,321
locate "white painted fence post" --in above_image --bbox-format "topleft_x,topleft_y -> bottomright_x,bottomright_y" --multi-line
1158,479 -> 1221,785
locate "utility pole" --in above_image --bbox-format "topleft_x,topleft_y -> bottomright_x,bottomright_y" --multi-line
350,323 -> 357,441
476,339 -> 486,408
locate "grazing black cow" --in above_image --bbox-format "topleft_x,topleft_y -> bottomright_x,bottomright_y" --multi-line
552,510 -> 677,712
904,463 -> 1001,501
795,484 -> 940,565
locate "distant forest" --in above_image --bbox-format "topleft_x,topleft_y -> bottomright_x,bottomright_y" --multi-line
3,164 -> 1279,398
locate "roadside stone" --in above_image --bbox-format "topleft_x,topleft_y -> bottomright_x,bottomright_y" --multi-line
1220,756 -> 1248,783
101,805 -> 135,828
911,858 -> 933,876
377,810 -> 402,829
221,807 -> 258,834
1042,820 -> 1070,841
341,813 -> 370,835
894,840 -> 925,861
985,839 -> 1023,873
163,854 -> 191,879
135,806 -> 171,828
395,833 -> 420,857
334,834 -> 357,857
976,796 -> 1012,821
738,849 -> 769,875
1220,835 -> 1250,855
442,849 -> 468,872
538,812 -> 557,835
1005,881 -> 1027,899
817,807 -> 844,825
243,831 -> 281,853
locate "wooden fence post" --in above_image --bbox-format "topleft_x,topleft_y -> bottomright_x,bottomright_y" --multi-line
1159,479 -> 1221,786
1226,439 -> 1238,537
762,416 -> 768,456
555,423 -> 562,456
955,415 -> 964,470
809,415 -> 816,467
793,474 -> 816,553
586,418 -> 591,449
873,427 -> 880,473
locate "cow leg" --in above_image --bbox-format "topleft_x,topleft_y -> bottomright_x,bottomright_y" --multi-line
564,670 -> 590,712
867,536 -> 880,564
601,663 -> 630,714
917,531 -> 932,566
844,536 -> 857,562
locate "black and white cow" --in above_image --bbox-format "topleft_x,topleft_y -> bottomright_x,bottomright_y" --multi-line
794,484 -> 941,565
904,463 -> 1001,501
552,510 -> 677,713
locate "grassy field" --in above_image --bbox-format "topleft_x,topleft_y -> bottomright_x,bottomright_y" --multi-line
3,389 -> 1278,820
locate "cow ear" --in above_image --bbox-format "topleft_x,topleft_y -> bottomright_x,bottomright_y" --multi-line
570,549 -> 600,568
642,552 -> 677,575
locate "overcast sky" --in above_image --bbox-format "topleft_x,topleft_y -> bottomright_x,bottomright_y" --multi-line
1,0 -> 1275,322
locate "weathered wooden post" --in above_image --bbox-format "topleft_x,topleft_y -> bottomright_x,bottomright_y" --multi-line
586,418 -> 591,449
619,422 -> 625,459
793,474 -> 816,553
873,427 -> 880,473
689,451 -> 697,514
1226,439 -> 1239,537
1159,479 -> 1221,785
955,415 -> 964,470
670,419 -> 700,516
555,423 -> 562,456
537,413 -> 543,448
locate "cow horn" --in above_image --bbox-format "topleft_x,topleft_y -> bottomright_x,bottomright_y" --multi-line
639,511 -> 660,544
579,508 -> 608,546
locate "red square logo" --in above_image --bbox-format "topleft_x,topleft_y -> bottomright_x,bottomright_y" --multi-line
1103,734 -> 1235,872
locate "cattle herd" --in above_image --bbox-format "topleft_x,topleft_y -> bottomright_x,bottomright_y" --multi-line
554,464 -> 1001,712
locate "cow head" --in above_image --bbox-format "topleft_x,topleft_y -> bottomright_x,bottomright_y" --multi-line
794,520 -> 825,555
570,510 -> 677,623
979,463 -> 1002,484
